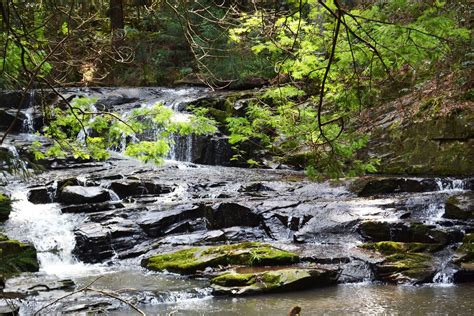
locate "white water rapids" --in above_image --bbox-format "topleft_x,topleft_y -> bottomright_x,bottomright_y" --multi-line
4,190 -> 108,278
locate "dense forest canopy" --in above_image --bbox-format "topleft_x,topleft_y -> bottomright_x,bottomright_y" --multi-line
0,0 -> 471,177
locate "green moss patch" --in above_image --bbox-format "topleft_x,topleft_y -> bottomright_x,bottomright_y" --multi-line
454,233 -> 474,264
210,268 -> 339,295
360,241 -> 438,283
360,241 -> 443,255
141,242 -> 299,274
0,239 -> 39,275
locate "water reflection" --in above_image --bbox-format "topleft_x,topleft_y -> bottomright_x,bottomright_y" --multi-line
127,283 -> 474,315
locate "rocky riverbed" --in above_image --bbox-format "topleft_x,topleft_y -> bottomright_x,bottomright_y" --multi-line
0,87 -> 473,314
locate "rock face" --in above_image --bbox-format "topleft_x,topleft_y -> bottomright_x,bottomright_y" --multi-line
444,192 -> 474,220
141,242 -> 299,274
0,234 -> 39,275
109,181 -> 174,199
59,186 -> 111,205
211,267 -> 339,295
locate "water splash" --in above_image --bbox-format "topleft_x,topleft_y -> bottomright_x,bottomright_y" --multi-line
4,190 -> 108,277
435,178 -> 467,191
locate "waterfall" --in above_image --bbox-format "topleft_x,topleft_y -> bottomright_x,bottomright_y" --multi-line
0,144 -> 29,176
20,90 -> 35,133
435,178 -> 468,191
432,249 -> 457,286
4,190 -> 107,277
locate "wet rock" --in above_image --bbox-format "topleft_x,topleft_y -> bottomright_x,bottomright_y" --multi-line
61,302 -> 113,314
61,201 -> 124,214
59,186 -> 110,205
211,267 -> 339,296
27,279 -> 75,292
355,177 -> 438,196
0,193 -> 11,222
141,242 -> 299,274
0,235 -> 39,275
72,223 -> 113,263
361,241 -> 439,284
357,221 -> 460,245
27,186 -> 52,204
139,204 -> 211,237
109,180 -> 174,199
444,192 -> 474,220
195,136 -> 233,166
0,109 -> 26,132
222,226 -> 267,242
239,182 -> 274,193
208,203 -> 261,229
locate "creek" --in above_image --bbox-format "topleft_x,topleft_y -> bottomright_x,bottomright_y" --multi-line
0,87 -> 473,315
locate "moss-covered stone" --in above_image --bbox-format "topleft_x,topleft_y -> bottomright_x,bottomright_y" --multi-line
360,241 -> 443,255
0,238 -> 39,275
210,267 -> 339,295
360,241 -> 437,283
141,242 -> 299,274
454,233 -> 474,264
0,193 -> 12,222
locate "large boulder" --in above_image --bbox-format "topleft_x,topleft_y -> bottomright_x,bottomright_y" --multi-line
357,221 -> 461,245
360,241 -> 440,284
72,223 -> 114,263
27,186 -> 52,204
141,242 -> 299,274
0,234 -> 39,275
59,186 -> 110,205
138,204 -> 211,237
444,192 -> 474,220
109,181 -> 174,199
211,267 -> 339,295
354,177 -> 438,197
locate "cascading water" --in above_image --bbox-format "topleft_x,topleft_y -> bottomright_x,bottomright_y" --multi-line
4,190 -> 106,277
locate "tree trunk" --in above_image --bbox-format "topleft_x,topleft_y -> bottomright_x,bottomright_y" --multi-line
109,0 -> 124,31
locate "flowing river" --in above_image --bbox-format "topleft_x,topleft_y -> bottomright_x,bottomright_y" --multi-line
1,87 -> 473,315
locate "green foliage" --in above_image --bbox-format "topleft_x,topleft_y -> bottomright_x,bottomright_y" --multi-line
223,0 -> 468,177
32,97 -> 217,164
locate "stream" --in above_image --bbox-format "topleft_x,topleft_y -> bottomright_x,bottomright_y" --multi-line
1,87 -> 473,315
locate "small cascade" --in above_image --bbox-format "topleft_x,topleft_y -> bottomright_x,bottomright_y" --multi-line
22,107 -> 35,133
0,144 -> 29,176
435,178 -> 467,192
432,249 -> 457,286
4,190 -> 106,277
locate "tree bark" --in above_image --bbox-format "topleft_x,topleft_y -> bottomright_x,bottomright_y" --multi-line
109,0 -> 124,31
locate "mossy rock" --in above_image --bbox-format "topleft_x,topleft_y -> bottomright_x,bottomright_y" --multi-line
0,238 -> 39,275
361,241 -> 436,283
0,193 -> 12,222
141,242 -> 299,274
454,233 -> 474,264
360,241 -> 443,255
211,267 -> 339,296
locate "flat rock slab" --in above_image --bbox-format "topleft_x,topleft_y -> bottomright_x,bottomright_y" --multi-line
211,267 -> 339,295
59,186 -> 110,205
